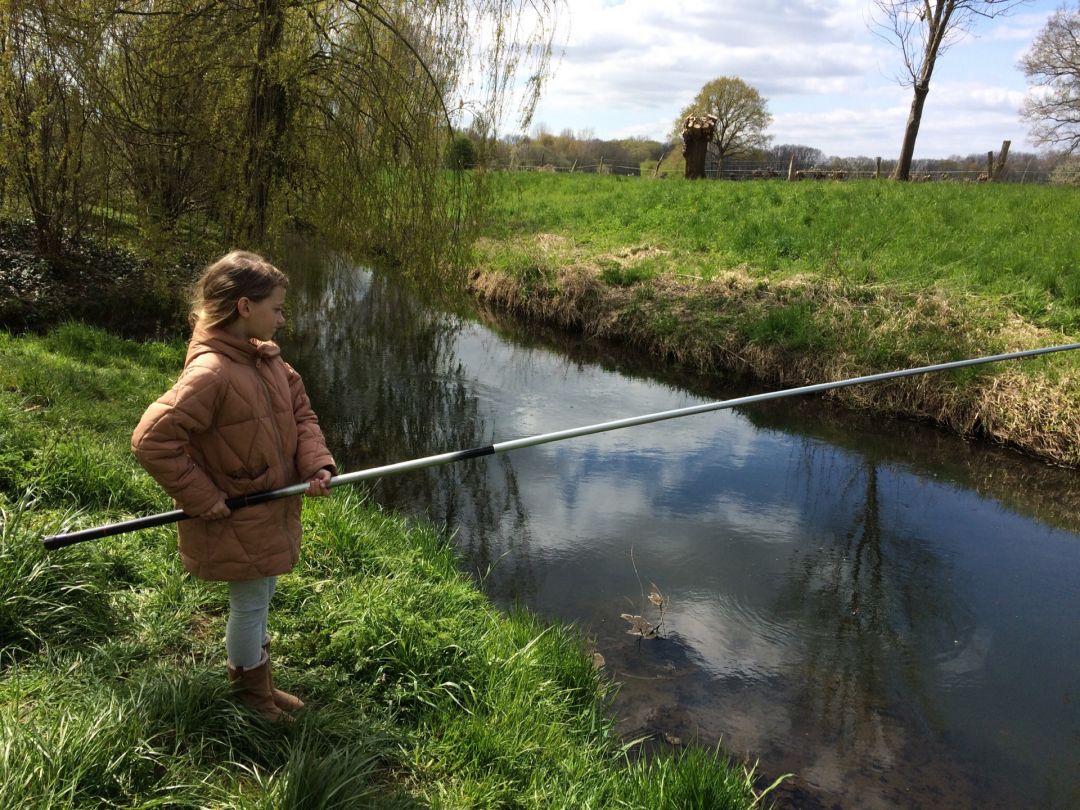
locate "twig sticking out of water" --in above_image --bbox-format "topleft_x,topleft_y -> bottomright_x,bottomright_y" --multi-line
621,548 -> 666,638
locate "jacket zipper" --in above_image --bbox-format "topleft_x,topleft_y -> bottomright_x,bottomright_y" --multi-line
253,362 -> 293,538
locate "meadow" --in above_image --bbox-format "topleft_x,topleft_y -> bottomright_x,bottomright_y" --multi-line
471,173 -> 1080,465
480,173 -> 1080,330
0,323 -> 782,808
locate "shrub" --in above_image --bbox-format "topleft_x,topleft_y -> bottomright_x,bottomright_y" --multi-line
1049,158 -> 1080,186
445,135 -> 478,171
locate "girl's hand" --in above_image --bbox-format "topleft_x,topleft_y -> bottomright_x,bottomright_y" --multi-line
306,468 -> 332,497
201,499 -> 231,520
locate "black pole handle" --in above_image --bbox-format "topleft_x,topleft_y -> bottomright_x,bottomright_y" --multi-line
43,508 -> 190,549
41,487 -> 303,550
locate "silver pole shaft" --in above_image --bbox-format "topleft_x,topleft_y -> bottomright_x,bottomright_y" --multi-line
43,341 -> 1080,549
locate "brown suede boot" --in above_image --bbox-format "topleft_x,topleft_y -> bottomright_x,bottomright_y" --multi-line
228,653 -> 287,721
262,638 -> 306,713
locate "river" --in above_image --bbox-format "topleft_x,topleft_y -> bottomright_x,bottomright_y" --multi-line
278,245 -> 1080,809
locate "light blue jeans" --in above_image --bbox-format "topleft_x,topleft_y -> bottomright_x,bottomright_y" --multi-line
226,576 -> 277,669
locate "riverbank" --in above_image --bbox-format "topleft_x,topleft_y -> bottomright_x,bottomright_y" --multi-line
471,174 -> 1080,466
0,324 -> 782,808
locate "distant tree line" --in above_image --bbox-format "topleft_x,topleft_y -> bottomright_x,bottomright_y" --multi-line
468,129 -> 1068,183
480,128 -> 669,172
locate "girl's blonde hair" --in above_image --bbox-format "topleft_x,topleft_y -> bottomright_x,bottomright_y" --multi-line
190,250 -> 289,328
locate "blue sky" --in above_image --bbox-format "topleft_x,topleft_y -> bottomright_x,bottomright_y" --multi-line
522,0 -> 1064,158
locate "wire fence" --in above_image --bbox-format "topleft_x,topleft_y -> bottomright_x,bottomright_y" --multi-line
483,156 -> 1054,184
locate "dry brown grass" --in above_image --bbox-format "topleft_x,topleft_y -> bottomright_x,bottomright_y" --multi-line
469,254 -> 1080,467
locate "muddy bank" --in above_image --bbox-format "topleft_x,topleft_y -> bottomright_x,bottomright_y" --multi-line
468,242 -> 1080,467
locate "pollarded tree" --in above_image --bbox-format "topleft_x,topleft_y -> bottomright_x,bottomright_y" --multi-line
673,77 -> 772,177
1021,3 -> 1080,154
872,0 -> 1029,181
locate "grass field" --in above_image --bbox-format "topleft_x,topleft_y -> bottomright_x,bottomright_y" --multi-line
480,173 -> 1080,332
0,324 -> 781,809
471,173 -> 1080,465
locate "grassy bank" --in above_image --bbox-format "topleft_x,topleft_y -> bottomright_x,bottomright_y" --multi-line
471,173 -> 1080,465
0,323 -> 780,808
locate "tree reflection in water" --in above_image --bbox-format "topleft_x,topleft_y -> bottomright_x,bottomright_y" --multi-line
277,244 -> 536,603
777,442 -> 989,803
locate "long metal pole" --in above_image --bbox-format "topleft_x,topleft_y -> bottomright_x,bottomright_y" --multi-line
42,341 -> 1080,550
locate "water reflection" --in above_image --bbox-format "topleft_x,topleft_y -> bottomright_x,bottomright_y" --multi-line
282,245 -> 539,601
278,245 -> 1080,809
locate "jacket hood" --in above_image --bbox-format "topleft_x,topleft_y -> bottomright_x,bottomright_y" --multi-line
185,325 -> 282,367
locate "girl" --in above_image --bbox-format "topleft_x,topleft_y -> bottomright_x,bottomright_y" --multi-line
132,250 -> 336,721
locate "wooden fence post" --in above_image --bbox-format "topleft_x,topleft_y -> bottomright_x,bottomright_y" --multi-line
987,151 -> 995,180
598,155 -> 604,174
654,151 -> 667,178
570,159 -> 578,173
875,157 -> 882,179
993,139 -> 1011,181
787,155 -> 796,181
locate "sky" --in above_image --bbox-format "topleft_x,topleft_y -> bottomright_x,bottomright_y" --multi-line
521,0 -> 1065,159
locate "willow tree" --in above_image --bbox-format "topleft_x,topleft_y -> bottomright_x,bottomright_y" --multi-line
94,1 -> 243,233
3,0 -> 563,281
287,0 -> 563,283
872,0 -> 1029,181
216,0 -> 565,270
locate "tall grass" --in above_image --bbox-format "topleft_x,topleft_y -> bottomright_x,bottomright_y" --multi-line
0,323 -> 778,808
0,493 -> 118,656
0,325 -> 181,510
482,173 -> 1080,331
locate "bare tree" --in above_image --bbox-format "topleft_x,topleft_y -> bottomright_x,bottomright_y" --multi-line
872,0 -> 1029,181
1021,3 -> 1080,154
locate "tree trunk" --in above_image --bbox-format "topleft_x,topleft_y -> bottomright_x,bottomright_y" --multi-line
893,83 -> 929,181
683,135 -> 708,179
682,115 -> 716,180
243,0 -> 289,243
993,139 -> 1011,181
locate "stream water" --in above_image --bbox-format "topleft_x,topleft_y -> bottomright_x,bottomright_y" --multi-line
278,246 -> 1080,809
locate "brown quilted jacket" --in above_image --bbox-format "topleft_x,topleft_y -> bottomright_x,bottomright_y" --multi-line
132,326 -> 336,581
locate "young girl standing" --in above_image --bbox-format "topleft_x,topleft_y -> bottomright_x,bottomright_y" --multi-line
132,250 -> 336,721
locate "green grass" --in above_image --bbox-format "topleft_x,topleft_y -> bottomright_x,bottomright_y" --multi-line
0,323 -> 778,808
481,173 -> 1080,332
